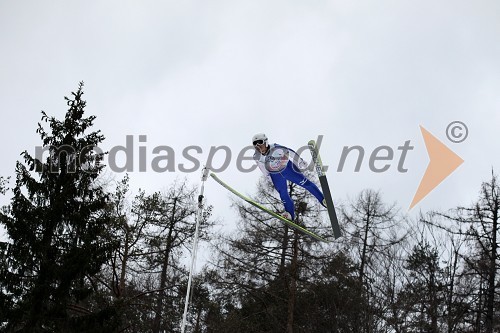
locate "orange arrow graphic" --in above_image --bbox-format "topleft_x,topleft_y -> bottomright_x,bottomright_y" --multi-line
409,126 -> 464,210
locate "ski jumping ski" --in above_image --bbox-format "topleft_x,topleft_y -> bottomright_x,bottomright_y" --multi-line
308,140 -> 342,239
210,173 -> 330,243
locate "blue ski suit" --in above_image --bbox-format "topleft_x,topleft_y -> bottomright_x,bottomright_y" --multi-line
253,143 -> 325,220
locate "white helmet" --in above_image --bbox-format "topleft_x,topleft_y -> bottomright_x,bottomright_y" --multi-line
252,133 -> 268,146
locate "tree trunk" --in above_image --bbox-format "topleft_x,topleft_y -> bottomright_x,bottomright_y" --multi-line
484,205 -> 498,333
280,224 -> 289,278
359,212 -> 371,284
447,243 -> 460,333
153,197 -> 177,333
119,225 -> 130,296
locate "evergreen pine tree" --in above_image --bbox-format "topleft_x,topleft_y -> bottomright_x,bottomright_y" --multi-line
0,83 -> 120,332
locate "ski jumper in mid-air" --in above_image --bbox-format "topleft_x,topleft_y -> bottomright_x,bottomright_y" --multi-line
252,133 -> 326,220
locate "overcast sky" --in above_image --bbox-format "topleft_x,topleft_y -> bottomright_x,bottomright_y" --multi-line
1,0 -> 499,243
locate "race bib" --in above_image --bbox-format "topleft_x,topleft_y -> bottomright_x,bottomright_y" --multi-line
265,146 -> 289,173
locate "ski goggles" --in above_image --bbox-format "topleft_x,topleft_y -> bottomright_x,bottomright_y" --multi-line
253,140 -> 265,146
